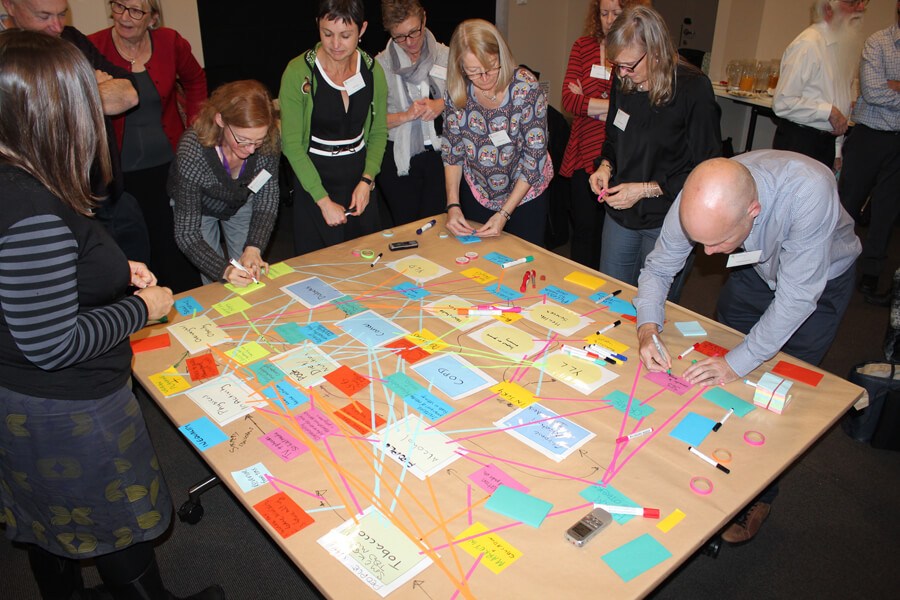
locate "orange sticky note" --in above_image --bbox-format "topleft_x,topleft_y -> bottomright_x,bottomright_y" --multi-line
694,341 -> 729,357
384,339 -> 430,364
324,365 -> 370,398
253,492 -> 314,538
772,360 -> 823,387
131,333 -> 170,353
335,402 -> 387,435
186,354 -> 220,382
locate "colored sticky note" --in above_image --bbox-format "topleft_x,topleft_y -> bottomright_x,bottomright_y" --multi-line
185,353 -> 219,381
702,387 -> 756,417
675,321 -> 707,337
579,482 -> 641,525
385,372 -> 426,398
266,262 -> 294,279
259,428 -> 309,462
299,322 -> 337,345
601,534 -> 672,583
564,271 -> 606,290
174,296 -> 204,316
543,352 -> 619,395
772,360 -> 823,386
483,251 -> 513,266
456,234 -> 482,244
331,295 -> 366,316
583,334 -> 630,355
537,285 -> 578,305
226,341 -> 271,365
603,390 -> 655,420
249,361 -> 284,386
491,381 -> 537,408
167,315 -> 231,353
384,338 -> 430,364
393,281 -> 430,300
597,296 -> 637,317
669,412 -> 715,446
224,281 -> 267,296
412,354 -> 494,400
484,485 -> 552,528
469,464 -> 529,495
213,297 -> 252,317
657,509 -> 686,533
461,267 -> 496,284
254,492 -> 314,538
486,283 -> 524,302
231,462 -> 273,493
270,380 -> 309,410
274,322 -> 306,344
405,329 -> 448,353
494,311 -> 523,324
296,406 -> 339,441
148,368 -> 192,397
455,523 -> 523,574
178,416 -> 228,451
337,311 -> 407,347
131,333 -> 170,353
282,277 -> 343,308
645,371 -> 692,395
335,402 -> 386,434
324,365 -> 370,397
402,390 -> 454,422
694,341 -> 729,356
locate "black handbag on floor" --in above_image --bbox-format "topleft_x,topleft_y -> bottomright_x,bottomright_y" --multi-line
842,361 -> 900,450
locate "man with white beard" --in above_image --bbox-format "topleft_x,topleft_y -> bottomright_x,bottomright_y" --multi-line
773,0 -> 867,169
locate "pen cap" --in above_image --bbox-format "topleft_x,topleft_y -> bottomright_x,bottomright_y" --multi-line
643,508 -> 660,518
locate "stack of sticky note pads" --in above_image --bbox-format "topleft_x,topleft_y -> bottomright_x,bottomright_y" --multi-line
753,372 -> 793,414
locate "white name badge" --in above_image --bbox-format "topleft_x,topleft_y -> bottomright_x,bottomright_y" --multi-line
247,169 -> 272,193
590,64 -> 610,80
726,250 -> 762,268
430,64 -> 448,80
488,130 -> 513,146
343,72 -> 365,95
613,109 -> 630,131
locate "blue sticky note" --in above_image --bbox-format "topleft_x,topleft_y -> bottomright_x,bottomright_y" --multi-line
497,403 -> 594,459
178,416 -> 228,451
331,295 -> 366,316
702,387 -> 756,417
484,485 -> 552,528
283,277 -> 343,307
483,251 -> 513,266
456,234 -> 482,244
486,284 -> 524,302
537,285 -> 578,305
269,380 -> 309,410
669,412 -> 715,446
675,321 -> 707,337
393,282 -> 430,301
579,482 -> 642,525
602,534 -> 672,583
385,372 -> 425,398
174,296 -> 204,316
299,322 -> 337,345
412,354 -> 492,400
274,322 -> 306,344
603,390 -> 655,420
338,311 -> 407,347
249,361 -> 284,386
403,390 -> 454,422
599,296 -> 637,317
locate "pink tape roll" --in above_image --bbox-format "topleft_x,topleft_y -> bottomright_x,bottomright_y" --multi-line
690,476 -> 713,495
455,257 -> 469,265
744,430 -> 765,446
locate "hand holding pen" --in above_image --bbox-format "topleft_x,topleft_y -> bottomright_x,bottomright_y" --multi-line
637,323 -> 671,373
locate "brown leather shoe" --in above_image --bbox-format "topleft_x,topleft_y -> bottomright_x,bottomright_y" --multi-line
721,501 -> 771,544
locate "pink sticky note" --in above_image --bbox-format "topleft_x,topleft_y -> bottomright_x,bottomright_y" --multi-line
468,463 -> 530,495
644,371 -> 692,395
259,428 -> 309,462
295,406 -> 339,441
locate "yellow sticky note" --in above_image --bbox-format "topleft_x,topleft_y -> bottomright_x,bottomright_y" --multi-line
478,325 -> 536,357
405,328 -> 447,353
455,522 -> 522,574
226,342 -> 271,365
149,367 -> 191,397
213,297 -> 252,317
266,262 -> 294,279
491,381 -> 537,408
657,509 -> 686,533
564,271 -> 606,290
461,267 -> 496,284
584,333 -> 629,354
224,281 -> 267,296
494,312 -> 523,324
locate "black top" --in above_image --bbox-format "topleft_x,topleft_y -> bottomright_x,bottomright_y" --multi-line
311,59 -> 374,142
121,71 -> 175,171
599,63 -> 721,230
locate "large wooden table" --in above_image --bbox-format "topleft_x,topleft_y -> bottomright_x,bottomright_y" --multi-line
131,215 -> 863,599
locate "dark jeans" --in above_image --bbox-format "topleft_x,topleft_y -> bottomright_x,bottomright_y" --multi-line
772,119 -> 836,168
567,169 -> 604,269
458,181 -> 549,247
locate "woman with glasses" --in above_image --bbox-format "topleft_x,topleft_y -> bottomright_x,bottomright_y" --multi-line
168,80 -> 280,286
89,0 -> 207,293
375,0 -> 448,226
443,19 -> 553,246
280,0 -> 387,254
588,5 -> 720,301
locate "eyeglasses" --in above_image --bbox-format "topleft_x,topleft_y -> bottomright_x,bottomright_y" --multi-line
226,123 -> 266,149
391,23 -> 424,43
611,52 -> 646,74
109,1 -> 148,20
837,0 -> 868,7
464,66 -> 501,80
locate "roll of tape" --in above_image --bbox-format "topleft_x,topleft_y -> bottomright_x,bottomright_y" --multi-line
382,229 -> 394,237
439,231 -> 449,238
351,249 -> 362,257
744,430 -> 766,446
455,256 -> 470,265
360,249 -> 376,260
712,448 -> 733,464
465,251 -> 479,259
690,476 -> 713,495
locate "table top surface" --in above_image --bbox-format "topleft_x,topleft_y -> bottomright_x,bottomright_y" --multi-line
713,86 -> 775,109
131,215 -> 862,600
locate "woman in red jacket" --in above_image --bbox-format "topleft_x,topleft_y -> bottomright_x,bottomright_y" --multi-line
90,0 -> 207,293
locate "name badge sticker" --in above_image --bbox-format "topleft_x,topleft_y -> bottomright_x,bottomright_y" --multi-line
430,64 -> 448,80
247,169 -> 272,194
590,64 -> 611,80
726,250 -> 762,268
489,130 -> 513,146
613,109 -> 630,131
343,72 -> 365,95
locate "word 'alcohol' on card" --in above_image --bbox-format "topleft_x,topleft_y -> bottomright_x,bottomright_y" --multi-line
375,414 -> 460,479
168,315 -> 231,354
282,276 -> 343,308
185,373 -> 260,426
254,492 -> 315,539
455,522 -> 523,574
411,353 -> 495,401
495,402 -> 595,462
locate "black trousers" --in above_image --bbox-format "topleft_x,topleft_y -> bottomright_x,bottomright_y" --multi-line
377,142 -> 447,227
458,181 -> 549,247
566,169 -> 605,269
772,119 -> 836,168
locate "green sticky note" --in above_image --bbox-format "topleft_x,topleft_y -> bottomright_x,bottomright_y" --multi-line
274,322 -> 307,344
249,361 -> 285,386
267,262 -> 294,279
226,341 -> 271,365
484,485 -> 552,528
332,295 -> 367,316
224,281 -> 266,296
384,372 -> 424,398
213,297 -> 252,317
702,387 -> 755,417
601,533 -> 672,583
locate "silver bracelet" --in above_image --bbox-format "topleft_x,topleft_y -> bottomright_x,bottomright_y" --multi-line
498,208 -> 511,221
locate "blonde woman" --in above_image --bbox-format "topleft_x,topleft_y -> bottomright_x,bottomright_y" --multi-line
442,19 -> 553,246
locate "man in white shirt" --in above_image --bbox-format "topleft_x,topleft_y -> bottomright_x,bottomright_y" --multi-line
773,0 -> 867,169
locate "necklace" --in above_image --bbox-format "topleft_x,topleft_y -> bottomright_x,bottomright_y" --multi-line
112,30 -> 148,66
480,87 -> 498,101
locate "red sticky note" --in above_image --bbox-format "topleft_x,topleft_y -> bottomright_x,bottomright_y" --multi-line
130,333 -> 170,353
772,360 -> 823,387
324,365 -> 370,397
253,492 -> 314,538
186,353 -> 220,381
620,314 -> 637,323
384,338 -> 430,364
694,341 -> 730,357
335,402 -> 386,435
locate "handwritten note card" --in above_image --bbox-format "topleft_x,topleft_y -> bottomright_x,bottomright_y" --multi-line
231,462 -> 273,493
405,329 -> 448,353
469,463 -> 530,494
254,492 -> 315,539
402,390 -> 454,422
335,402 -> 386,435
186,353 -> 220,382
483,252 -> 513,266
226,341 -> 270,365
174,296 -> 203,316
178,416 -> 228,451
337,311 -> 408,348
168,315 -> 230,353
579,482 -> 642,525
324,365 -> 370,398
603,390 -> 655,420
544,351 -> 618,395
148,368 -> 192,397
525,301 -> 592,336
268,380 -> 310,411
490,381 -> 537,408
383,338 -> 430,364
331,294 -> 367,316
282,277 -> 343,308
224,281 -> 266,296
460,267 -> 496,284
411,354 -> 495,401
485,283 -> 524,302
388,254 -> 449,282
212,296 -> 252,317
271,343 -> 340,387
537,285 -> 578,305
423,295 -> 490,330
296,406 -> 340,441
185,373 -> 259,426
274,322 -> 306,344
496,402 -> 595,462
299,322 -> 338,345
455,522 -> 523,574
384,372 -> 426,398
476,325 -> 536,358
259,427 -> 309,462
392,281 -> 430,300
375,415 -> 460,479
644,371 -> 692,395
249,361 -> 284,386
